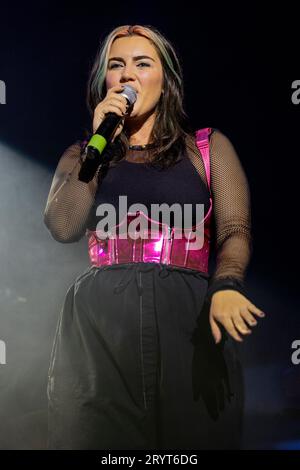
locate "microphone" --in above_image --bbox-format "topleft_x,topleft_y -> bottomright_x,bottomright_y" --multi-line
78,84 -> 137,183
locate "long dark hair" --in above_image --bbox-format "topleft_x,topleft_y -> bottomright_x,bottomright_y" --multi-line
85,24 -> 193,176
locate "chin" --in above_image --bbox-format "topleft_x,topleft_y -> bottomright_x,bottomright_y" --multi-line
126,106 -> 154,122
126,110 -> 141,121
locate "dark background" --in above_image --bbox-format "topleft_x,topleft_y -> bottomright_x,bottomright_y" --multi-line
0,1 -> 299,449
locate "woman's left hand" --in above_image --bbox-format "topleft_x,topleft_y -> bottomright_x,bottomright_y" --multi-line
209,290 -> 266,343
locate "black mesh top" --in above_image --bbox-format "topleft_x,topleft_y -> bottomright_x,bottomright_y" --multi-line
43,128 -> 252,301
88,145 -> 211,229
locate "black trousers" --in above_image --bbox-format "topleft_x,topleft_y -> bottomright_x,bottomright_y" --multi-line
47,263 -> 244,450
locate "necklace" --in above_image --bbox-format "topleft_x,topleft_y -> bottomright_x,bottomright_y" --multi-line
128,143 -> 156,150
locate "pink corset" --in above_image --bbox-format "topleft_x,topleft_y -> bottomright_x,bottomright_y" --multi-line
86,128 -> 213,273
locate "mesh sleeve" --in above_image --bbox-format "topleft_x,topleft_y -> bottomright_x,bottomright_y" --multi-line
206,129 -> 253,300
43,141 -> 99,243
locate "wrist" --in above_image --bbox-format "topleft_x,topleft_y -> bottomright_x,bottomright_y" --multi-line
206,277 -> 246,302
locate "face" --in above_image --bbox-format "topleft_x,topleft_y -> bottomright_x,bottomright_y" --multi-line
105,35 -> 164,120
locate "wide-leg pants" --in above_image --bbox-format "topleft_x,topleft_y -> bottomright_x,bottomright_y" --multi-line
47,262 -> 244,450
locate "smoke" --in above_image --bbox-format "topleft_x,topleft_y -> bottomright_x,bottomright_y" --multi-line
0,142 -> 88,449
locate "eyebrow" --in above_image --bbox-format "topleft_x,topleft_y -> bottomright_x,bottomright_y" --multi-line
108,55 -> 155,63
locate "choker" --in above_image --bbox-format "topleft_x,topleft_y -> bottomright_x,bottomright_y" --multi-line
128,143 -> 156,150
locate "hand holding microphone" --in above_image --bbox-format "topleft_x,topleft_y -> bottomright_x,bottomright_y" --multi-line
92,85 -> 128,139
78,84 -> 137,183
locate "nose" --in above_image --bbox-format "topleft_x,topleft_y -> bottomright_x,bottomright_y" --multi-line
120,63 -> 136,83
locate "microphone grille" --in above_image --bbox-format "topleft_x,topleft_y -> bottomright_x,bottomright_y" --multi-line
121,85 -> 137,106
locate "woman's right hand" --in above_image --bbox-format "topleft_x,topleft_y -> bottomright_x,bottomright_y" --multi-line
92,85 -> 128,141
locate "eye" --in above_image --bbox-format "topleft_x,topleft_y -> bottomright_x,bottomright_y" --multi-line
108,62 -> 150,70
109,63 -> 121,69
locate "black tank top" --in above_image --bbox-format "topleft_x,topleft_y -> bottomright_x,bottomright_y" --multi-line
89,147 -> 210,230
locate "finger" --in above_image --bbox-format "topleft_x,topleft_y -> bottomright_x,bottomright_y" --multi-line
93,105 -> 124,132
107,95 -> 128,108
103,104 -> 126,117
240,309 -> 258,327
223,318 -> 244,342
107,85 -> 126,94
112,118 -> 125,141
247,303 -> 266,318
231,313 -> 252,336
209,316 -> 222,344
107,90 -> 128,106
94,103 -> 124,123
95,94 -> 122,112
111,97 -> 128,114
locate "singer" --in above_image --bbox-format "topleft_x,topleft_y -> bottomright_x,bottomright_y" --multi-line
44,24 -> 265,450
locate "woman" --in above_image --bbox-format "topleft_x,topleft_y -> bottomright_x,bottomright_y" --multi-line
44,24 -> 265,450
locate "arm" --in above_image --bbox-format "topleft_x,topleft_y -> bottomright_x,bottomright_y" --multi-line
207,130 -> 265,342
43,140 -> 99,243
207,129 -> 252,298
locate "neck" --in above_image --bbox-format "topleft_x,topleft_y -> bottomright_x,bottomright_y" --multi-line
125,110 -> 156,146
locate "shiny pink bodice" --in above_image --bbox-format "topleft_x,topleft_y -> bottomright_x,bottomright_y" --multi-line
86,128 -> 212,273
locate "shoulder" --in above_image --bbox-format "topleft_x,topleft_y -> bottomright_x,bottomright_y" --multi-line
189,127 -> 234,148
185,128 -> 237,154
55,140 -> 83,172
209,127 -> 235,148
207,128 -> 240,162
